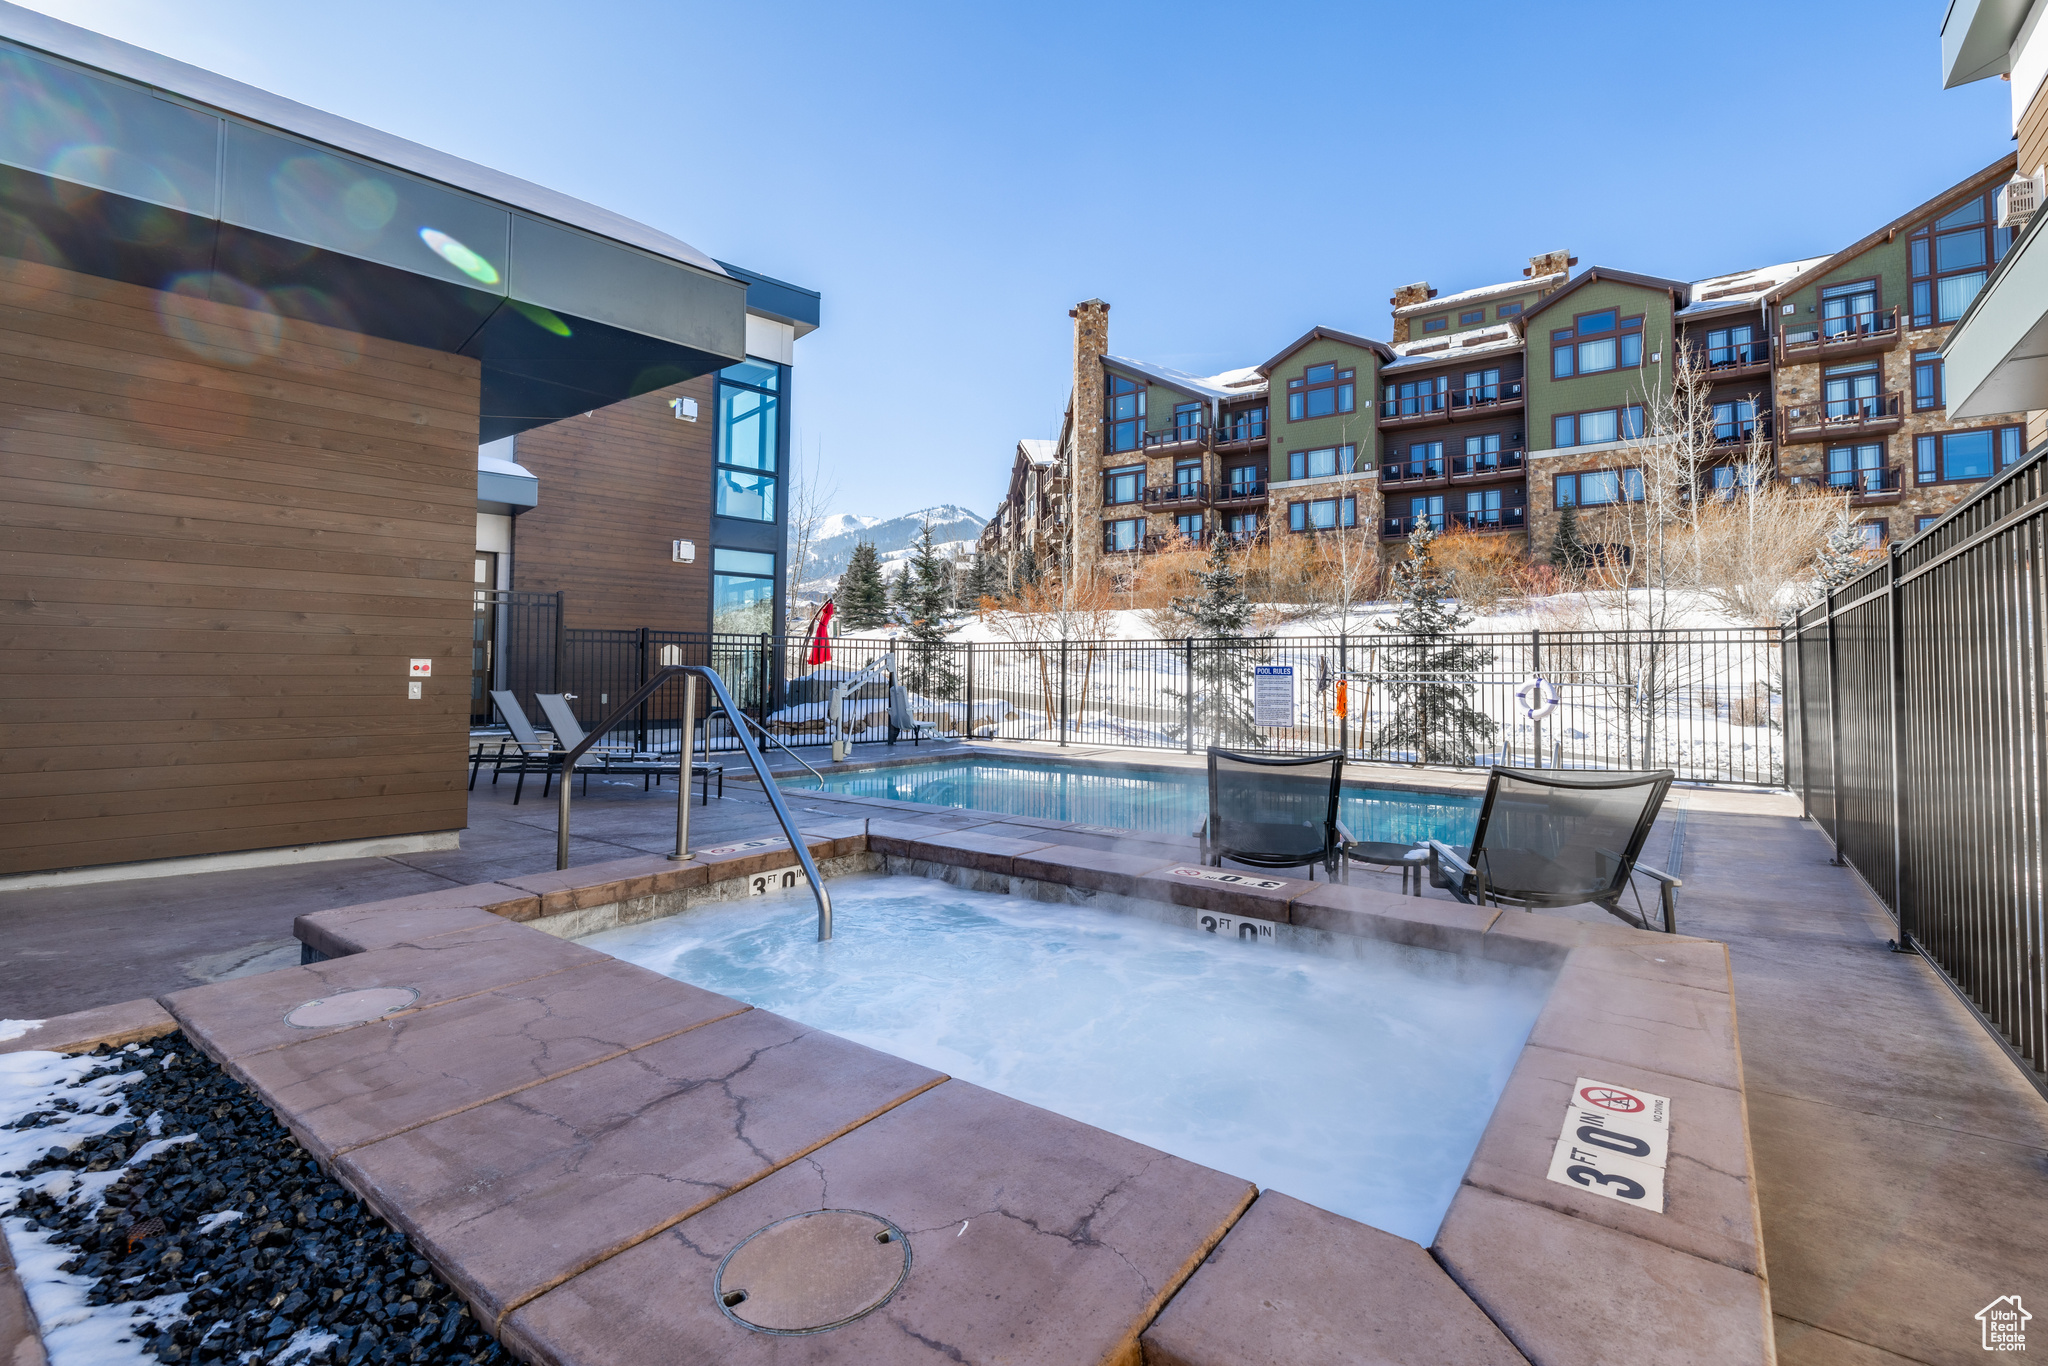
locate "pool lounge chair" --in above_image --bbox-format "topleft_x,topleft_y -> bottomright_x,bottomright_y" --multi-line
1426,767 -> 1682,933
534,693 -> 723,804
472,690 -> 577,804
1197,747 -> 1346,881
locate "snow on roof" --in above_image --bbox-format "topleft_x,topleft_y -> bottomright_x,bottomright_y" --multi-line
1383,323 -> 1524,371
1392,271 -> 1565,318
1105,355 -> 1266,401
1680,256 -> 1831,315
1017,438 -> 1058,466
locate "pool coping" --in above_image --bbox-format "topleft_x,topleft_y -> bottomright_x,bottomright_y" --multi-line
46,815 -> 1773,1365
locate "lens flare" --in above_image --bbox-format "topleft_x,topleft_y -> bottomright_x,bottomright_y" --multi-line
507,299 -> 571,337
155,271 -> 282,365
418,227 -> 500,285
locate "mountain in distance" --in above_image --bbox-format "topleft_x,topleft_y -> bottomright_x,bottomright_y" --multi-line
799,504 -> 986,588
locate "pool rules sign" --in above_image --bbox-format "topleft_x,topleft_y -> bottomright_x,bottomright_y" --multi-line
1544,1077 -> 1671,1213
1252,665 -> 1294,727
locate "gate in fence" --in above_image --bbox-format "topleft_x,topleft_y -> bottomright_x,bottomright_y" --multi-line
470,590 -> 562,727
1786,444 -> 2048,1098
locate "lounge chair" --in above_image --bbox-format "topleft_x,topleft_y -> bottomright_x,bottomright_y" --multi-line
1426,767 -> 1682,932
534,693 -> 722,804
1196,747 -> 1346,881
887,685 -> 938,746
472,690 -> 577,804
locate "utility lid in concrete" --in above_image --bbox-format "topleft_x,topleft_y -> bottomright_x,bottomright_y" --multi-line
714,1211 -> 909,1334
284,987 -> 417,1029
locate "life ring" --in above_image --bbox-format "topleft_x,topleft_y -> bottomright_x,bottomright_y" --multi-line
1515,674 -> 1559,721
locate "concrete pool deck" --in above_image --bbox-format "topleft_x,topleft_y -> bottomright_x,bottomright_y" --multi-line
4,738 -> 2046,1363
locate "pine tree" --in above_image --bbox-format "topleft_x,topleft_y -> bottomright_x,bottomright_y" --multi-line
1374,521 -> 1498,763
902,523 -> 961,698
1549,501 -> 1589,575
1813,515 -> 1870,595
837,541 -> 888,629
963,550 -> 1002,607
887,564 -> 912,621
1167,535 -> 1260,747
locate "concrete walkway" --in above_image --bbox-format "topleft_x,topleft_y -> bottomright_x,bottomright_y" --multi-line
2,743 -> 2043,1364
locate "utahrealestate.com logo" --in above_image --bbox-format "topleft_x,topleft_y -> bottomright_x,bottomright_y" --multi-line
1978,1296 -> 2031,1352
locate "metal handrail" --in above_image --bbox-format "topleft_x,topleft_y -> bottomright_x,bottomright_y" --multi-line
715,702 -> 826,783
553,664 -> 834,940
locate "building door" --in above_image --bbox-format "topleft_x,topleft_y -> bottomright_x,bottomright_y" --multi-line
1824,363 -> 1881,421
472,552 -> 498,726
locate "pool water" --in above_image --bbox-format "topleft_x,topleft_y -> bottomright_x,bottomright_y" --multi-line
582,875 -> 1551,1243
781,758 -> 1481,848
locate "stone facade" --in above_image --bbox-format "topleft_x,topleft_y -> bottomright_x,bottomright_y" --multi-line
1070,299 -> 1109,571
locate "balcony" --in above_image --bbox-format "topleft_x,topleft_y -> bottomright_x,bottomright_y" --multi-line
1829,465 -> 1905,505
1214,417 -> 1268,449
1449,449 -> 1527,482
1709,416 -> 1773,449
1140,531 -> 1210,553
1686,339 -> 1773,381
1777,309 -> 1901,364
1141,423 -> 1208,452
1381,506 -> 1527,539
1377,380 -> 1525,431
1381,514 -> 1442,539
1210,480 -> 1268,509
1379,457 -> 1449,488
1144,481 -> 1208,509
1780,392 -> 1904,442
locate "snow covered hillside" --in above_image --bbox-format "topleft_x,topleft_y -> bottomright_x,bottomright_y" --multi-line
801,504 -> 985,588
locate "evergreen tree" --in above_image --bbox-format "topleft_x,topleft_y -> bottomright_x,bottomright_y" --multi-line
1813,515 -> 1870,595
1374,521 -> 1498,763
902,523 -> 962,698
1167,535 -> 1259,747
837,541 -> 888,629
887,564 -> 912,621
1549,502 -> 1589,575
963,550 -> 1002,607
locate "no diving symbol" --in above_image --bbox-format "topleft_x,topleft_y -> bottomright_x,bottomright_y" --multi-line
1579,1085 -> 1645,1113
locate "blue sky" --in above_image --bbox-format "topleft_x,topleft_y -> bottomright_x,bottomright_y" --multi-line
20,0 -> 2013,520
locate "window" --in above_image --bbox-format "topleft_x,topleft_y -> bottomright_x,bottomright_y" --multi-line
1422,317 -> 1447,333
1908,189 -> 2011,327
1855,521 -> 1887,551
1406,495 -> 1445,530
1104,518 -> 1143,552
1173,461 -> 1202,494
1915,425 -> 2024,483
1553,405 -> 1645,448
1382,441 -> 1442,480
1383,375 -> 1447,417
1819,279 -> 1879,339
1288,496 -> 1356,531
1104,465 -> 1144,504
711,548 -> 776,633
1710,464 -> 1760,492
1458,488 -> 1523,528
1461,368 -> 1501,403
1460,433 -> 1504,474
1459,309 -> 1484,325
1917,515 -> 1941,533
1175,512 -> 1204,539
1550,309 -> 1644,377
1554,468 -> 1644,507
1223,511 -> 1259,537
1705,325 -> 1760,368
714,359 -> 781,522
1711,399 -> 1756,443
1913,350 -> 1944,411
1225,464 -> 1261,492
1287,362 -> 1356,420
1826,442 -> 1886,490
1497,302 -> 1523,318
1172,401 -> 1202,441
1822,362 -> 1881,421
1222,406 -> 1266,441
1287,444 -> 1357,480
1109,374 -> 1145,453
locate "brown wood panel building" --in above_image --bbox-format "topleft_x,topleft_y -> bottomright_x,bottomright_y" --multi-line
0,259 -> 480,876
504,376 -> 715,632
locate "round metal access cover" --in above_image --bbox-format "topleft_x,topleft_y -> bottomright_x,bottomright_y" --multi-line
283,987 -> 419,1029
713,1210 -> 911,1334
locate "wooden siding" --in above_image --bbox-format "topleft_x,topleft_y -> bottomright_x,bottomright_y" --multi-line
505,379 -> 715,631
2022,82 -> 2048,186
0,258 -> 479,876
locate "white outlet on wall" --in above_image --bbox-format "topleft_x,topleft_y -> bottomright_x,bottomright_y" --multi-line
407,681 -> 422,700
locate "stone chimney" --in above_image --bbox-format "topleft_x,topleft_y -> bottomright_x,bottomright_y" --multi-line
1387,282 -> 1434,343
1069,299 -> 1109,569
1524,249 -> 1577,281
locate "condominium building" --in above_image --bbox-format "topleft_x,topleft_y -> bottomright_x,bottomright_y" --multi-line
994,160 -> 2034,569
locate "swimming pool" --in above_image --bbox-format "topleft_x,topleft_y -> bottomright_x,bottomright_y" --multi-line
781,757 -> 1481,847
583,874 -> 1551,1243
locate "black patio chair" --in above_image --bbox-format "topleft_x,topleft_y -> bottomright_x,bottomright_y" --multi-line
535,693 -> 723,804
1426,767 -> 1682,932
474,690 -> 572,804
1196,747 -> 1347,881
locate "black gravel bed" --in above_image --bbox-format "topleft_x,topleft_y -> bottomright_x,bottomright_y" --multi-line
3,1035 -> 507,1365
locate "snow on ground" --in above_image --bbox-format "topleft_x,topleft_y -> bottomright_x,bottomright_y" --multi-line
0,1020 -> 40,1042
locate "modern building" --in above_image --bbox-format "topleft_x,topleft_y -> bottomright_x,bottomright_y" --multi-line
995,163 -> 2034,572
0,4 -> 816,878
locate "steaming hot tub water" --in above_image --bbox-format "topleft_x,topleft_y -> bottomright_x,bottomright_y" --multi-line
583,876 -> 1552,1244
778,757 -> 1482,848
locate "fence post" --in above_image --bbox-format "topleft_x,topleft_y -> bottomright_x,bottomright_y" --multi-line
635,626 -> 649,753
1529,628 -> 1542,768
552,591 -> 566,698
1824,587 -> 1846,865
1059,639 -> 1070,746
759,633 -> 772,724
1338,634 -> 1348,758
1183,638 -> 1195,754
1886,546 -> 1913,950
964,641 -> 975,744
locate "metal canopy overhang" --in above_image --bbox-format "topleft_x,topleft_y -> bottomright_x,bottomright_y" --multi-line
1943,204 -> 2048,418
1941,0 -> 2032,87
0,27 -> 747,441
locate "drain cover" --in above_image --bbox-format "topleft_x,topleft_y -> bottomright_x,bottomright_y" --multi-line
284,987 -> 418,1029
713,1210 -> 910,1334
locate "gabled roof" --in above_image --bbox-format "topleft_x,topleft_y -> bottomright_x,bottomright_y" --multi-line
1255,326 -> 1396,377
1679,256 -> 1830,317
1763,155 -> 2018,303
1382,323 -> 1524,372
1390,272 -> 1565,318
1017,438 -> 1058,467
1522,267 -> 1690,321
1103,354 -> 1267,401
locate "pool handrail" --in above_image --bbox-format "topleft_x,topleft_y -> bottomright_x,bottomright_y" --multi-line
553,664 -> 834,941
711,700 -> 827,783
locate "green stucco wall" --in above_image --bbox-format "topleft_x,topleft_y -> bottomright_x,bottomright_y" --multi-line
1525,279 -> 1674,453
1265,337 -> 1381,481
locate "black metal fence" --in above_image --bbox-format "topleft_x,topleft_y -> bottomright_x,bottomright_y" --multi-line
1786,444 -> 2048,1097
485,623 -> 1782,785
